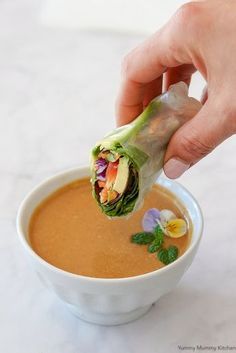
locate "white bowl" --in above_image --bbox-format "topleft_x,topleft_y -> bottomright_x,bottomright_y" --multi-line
16,167 -> 203,325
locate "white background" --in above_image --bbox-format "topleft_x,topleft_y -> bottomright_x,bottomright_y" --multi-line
41,0 -> 187,33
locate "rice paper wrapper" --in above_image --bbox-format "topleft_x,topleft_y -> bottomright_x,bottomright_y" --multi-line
91,82 -> 202,218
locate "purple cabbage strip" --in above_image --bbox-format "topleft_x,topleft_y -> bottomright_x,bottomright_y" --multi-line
96,158 -> 108,173
97,169 -> 106,181
96,158 -> 108,181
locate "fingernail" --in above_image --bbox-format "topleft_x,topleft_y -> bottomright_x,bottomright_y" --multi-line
164,158 -> 190,179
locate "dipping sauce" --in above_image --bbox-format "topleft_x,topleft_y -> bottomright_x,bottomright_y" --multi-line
29,178 -> 191,278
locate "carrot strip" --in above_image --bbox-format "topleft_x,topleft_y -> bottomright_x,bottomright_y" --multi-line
98,181 -> 106,188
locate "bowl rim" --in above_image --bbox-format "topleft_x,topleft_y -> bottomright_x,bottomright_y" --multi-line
16,166 -> 204,284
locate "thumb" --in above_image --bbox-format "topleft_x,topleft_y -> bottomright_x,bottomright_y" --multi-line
163,100 -> 232,179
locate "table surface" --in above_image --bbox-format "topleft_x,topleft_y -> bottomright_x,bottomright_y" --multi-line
1,1 -> 236,352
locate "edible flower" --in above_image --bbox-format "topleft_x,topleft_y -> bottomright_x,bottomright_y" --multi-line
142,208 -> 187,238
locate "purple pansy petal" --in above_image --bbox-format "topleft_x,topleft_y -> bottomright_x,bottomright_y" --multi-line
142,208 -> 161,232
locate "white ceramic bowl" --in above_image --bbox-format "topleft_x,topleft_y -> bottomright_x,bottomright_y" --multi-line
16,167 -> 203,325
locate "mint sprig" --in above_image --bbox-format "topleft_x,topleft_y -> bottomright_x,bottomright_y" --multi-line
131,225 -> 179,266
147,225 -> 164,253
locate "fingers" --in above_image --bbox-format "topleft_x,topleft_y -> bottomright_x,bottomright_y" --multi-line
143,76 -> 163,108
115,32 -> 184,125
115,29 -> 180,126
116,65 -> 196,126
115,79 -> 145,127
163,100 -> 233,179
116,76 -> 163,126
163,65 -> 197,91
115,31 -> 168,126
115,2 -> 202,126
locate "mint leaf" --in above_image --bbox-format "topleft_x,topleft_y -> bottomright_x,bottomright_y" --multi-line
148,228 -> 164,253
157,248 -> 169,265
167,245 -> 178,263
131,232 -> 155,245
158,246 -> 179,265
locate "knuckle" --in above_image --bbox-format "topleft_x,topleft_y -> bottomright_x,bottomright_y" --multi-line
176,2 -> 201,20
174,2 -> 203,34
179,134 -> 214,160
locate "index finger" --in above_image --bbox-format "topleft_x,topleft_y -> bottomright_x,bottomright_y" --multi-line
116,32 -> 167,126
115,8 -> 194,126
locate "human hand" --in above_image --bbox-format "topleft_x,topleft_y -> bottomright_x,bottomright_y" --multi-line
116,0 -> 236,178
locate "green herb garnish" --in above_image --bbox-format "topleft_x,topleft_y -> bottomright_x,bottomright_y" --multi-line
147,225 -> 164,253
131,225 -> 180,266
154,225 -> 163,237
148,239 -> 163,253
157,246 -> 179,265
131,232 -> 155,245
167,245 -> 179,263
157,248 -> 169,265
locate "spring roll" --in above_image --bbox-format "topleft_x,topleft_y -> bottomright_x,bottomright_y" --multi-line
90,82 -> 201,217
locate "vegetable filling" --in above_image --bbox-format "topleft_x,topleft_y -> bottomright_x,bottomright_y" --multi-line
94,151 -> 129,204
